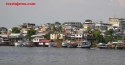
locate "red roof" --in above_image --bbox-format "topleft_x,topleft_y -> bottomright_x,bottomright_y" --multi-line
39,40 -> 50,43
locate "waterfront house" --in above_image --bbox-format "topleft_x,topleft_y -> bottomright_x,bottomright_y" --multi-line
9,33 -> 24,45
32,37 -> 51,47
0,34 -> 10,46
39,39 -> 51,47
32,33 -> 46,46
65,33 -> 83,47
32,37 -> 43,46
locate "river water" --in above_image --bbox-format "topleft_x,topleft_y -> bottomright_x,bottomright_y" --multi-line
0,46 -> 125,65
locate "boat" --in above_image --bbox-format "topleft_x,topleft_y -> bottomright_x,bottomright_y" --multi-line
50,41 -> 57,47
14,41 -> 23,47
116,43 -> 124,49
81,40 -> 91,48
97,43 -> 107,49
0,37 -> 11,46
67,42 -> 78,48
22,41 -> 34,47
112,41 -> 124,49
62,42 -> 68,48
77,42 -> 82,48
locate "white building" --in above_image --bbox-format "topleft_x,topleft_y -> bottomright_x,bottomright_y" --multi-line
95,22 -> 111,32
83,20 -> 95,31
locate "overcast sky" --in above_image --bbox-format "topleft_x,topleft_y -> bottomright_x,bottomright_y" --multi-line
0,0 -> 125,28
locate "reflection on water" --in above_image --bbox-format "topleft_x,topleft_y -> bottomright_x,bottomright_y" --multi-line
0,46 -> 125,65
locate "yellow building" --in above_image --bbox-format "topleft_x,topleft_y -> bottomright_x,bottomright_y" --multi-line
50,33 -> 64,40
109,18 -> 120,28
109,18 -> 125,31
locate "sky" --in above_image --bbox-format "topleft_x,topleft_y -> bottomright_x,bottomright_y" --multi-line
0,0 -> 125,28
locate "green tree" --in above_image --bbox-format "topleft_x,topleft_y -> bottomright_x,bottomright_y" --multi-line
104,29 -> 114,43
92,29 -> 105,43
105,29 -> 114,36
113,36 -> 123,41
104,36 -> 113,43
44,33 -> 50,40
26,28 -> 36,40
87,27 -> 92,33
12,27 -> 20,33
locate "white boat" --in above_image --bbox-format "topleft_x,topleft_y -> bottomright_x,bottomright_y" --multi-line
22,41 -> 34,47
97,43 -> 107,49
14,41 -> 23,47
62,42 -> 68,48
81,40 -> 91,48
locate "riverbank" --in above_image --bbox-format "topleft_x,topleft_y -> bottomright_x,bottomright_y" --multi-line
0,46 -> 125,50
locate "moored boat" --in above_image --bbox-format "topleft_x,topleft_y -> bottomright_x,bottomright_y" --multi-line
97,43 -> 107,49
62,42 -> 68,48
22,41 -> 34,47
81,40 -> 91,48
67,42 -> 78,48
14,41 -> 23,47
